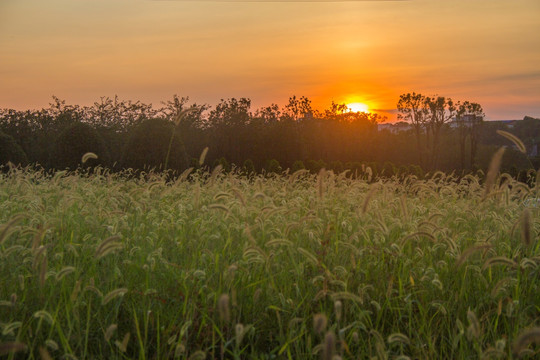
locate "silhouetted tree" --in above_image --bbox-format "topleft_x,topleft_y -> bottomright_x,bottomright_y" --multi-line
425,96 -> 456,169
397,92 -> 428,167
456,101 -> 484,170
0,131 -> 28,166
49,122 -> 109,170
282,96 -> 314,121
122,118 -> 188,172
208,98 -> 251,165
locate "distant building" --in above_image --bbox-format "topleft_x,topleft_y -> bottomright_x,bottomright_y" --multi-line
449,114 -> 483,128
495,120 -> 518,129
378,121 -> 412,133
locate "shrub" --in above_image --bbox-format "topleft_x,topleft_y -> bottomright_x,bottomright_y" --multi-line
243,159 -> 255,175
408,164 -> 424,178
329,160 -> 344,173
0,131 -> 28,166
306,159 -> 326,173
122,118 -> 188,172
189,157 -> 200,170
381,162 -> 396,177
266,159 -> 282,174
219,157 -> 231,172
49,122 -> 109,170
397,164 -> 409,177
368,162 -> 379,177
291,160 -> 305,172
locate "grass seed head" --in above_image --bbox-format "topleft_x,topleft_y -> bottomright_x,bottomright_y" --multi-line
387,332 -> 410,346
318,168 -> 326,199
313,313 -> 328,334
0,214 -> 25,244
102,288 -> 128,306
81,152 -> 98,164
334,300 -> 343,322
105,324 -> 118,341
39,256 -> 47,288
466,309 -> 481,340
95,235 -> 122,258
496,130 -> 526,154
45,339 -> 58,351
456,244 -> 493,267
512,327 -> 540,357
235,323 -> 245,346
218,294 -> 230,322
362,185 -> 377,214
520,208 -> 531,247
482,147 -> 505,200
39,346 -> 52,360
115,332 -> 130,353
199,147 -> 209,166
188,350 -> 207,360
33,310 -> 54,325
323,331 -> 336,360
0,342 -> 27,356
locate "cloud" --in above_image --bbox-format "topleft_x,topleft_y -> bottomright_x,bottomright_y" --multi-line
487,71 -> 540,82
373,108 -> 399,114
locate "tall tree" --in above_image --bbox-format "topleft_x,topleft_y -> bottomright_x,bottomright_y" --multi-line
282,96 -> 314,121
254,103 -> 281,124
208,98 -> 252,165
456,101 -> 484,170
425,96 -> 456,169
397,92 -> 428,167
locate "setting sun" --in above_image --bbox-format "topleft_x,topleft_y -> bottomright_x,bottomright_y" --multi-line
346,102 -> 370,113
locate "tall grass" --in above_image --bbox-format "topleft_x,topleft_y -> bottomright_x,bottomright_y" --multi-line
0,165 -> 538,358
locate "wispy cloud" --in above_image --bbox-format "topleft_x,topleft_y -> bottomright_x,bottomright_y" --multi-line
488,71 -> 540,82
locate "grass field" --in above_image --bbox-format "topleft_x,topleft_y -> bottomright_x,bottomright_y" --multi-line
0,166 -> 539,359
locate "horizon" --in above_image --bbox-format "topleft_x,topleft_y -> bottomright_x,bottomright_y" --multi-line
1,0 -> 539,122
0,93 -> 537,123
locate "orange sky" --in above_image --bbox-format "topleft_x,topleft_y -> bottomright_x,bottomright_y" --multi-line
1,0 -> 539,121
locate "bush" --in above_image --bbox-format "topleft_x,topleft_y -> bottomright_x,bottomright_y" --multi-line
408,164 -> 424,178
381,162 -> 396,177
291,160 -> 305,172
122,118 -> 188,172
266,159 -> 282,174
243,159 -> 255,175
397,164 -> 409,177
306,159 -> 326,173
368,162 -> 379,177
329,160 -> 344,173
49,122 -> 109,170
220,157 -> 231,172
0,131 -> 28,166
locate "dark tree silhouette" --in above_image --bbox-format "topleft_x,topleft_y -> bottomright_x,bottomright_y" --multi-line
121,118 -> 188,172
49,122 -> 109,170
0,131 -> 28,166
397,93 -> 428,167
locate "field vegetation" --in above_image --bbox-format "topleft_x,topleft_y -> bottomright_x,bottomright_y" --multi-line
0,157 -> 539,359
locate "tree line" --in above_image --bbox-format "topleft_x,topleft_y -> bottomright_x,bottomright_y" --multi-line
0,94 -> 537,179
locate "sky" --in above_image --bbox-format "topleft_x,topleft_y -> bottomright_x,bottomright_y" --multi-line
1,0 -> 539,121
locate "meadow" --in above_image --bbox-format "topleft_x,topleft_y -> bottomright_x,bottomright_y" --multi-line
0,164 -> 539,359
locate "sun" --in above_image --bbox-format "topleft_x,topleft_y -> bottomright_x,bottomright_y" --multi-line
346,102 -> 370,113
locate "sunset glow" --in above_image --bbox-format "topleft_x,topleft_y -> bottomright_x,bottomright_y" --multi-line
346,103 -> 370,113
0,0 -> 538,120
